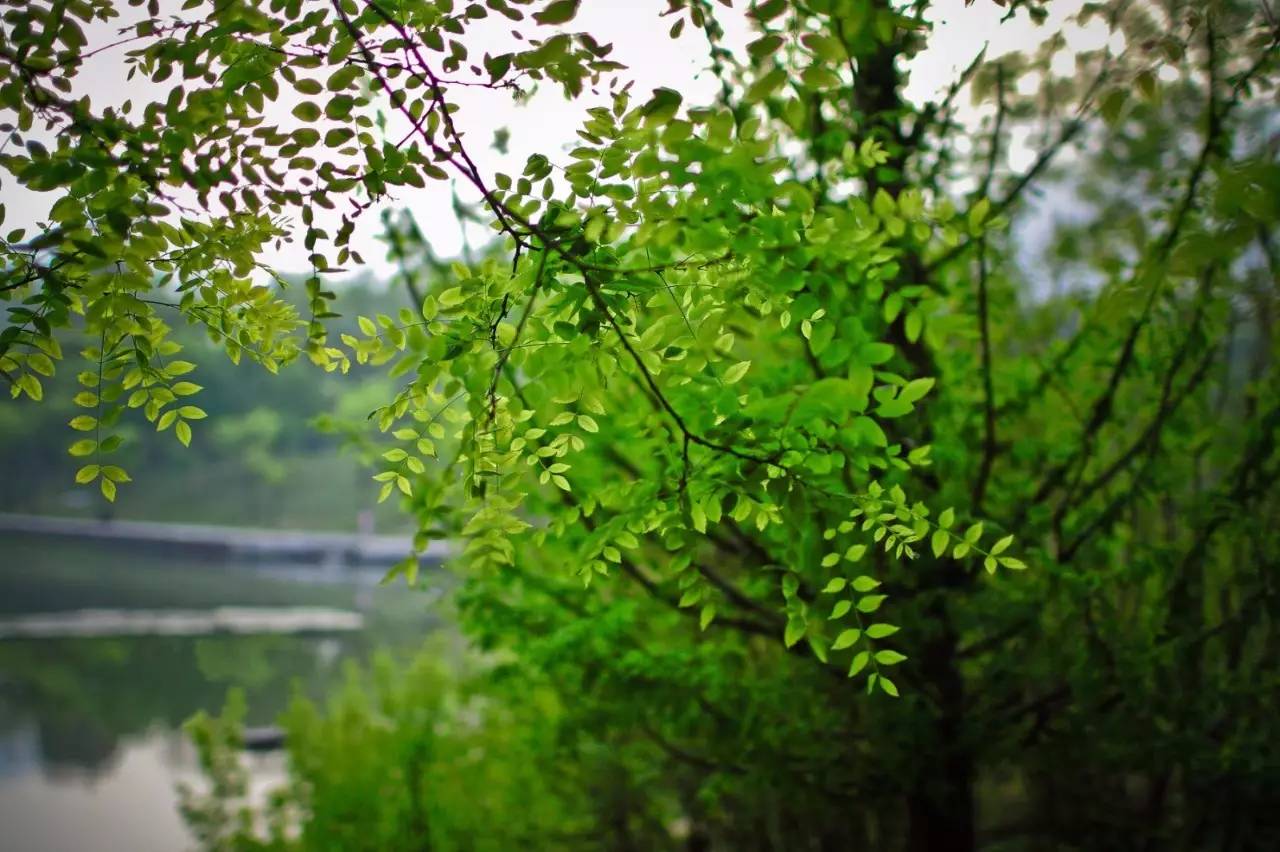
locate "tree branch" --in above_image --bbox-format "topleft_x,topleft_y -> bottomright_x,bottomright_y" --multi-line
971,238 -> 998,510
1013,41 -> 1232,530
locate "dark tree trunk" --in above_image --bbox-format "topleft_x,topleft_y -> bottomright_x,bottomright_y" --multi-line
906,600 -> 975,852
848,6 -> 977,850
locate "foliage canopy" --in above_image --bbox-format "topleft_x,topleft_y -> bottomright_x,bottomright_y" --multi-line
3,0 -> 1279,848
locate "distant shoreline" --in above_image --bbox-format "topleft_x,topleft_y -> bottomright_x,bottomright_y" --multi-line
0,606 -> 364,639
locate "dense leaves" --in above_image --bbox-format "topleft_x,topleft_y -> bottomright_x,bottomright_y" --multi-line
3,0 -> 1280,848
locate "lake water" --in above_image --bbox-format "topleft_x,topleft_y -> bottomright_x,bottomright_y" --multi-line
0,532 -> 444,852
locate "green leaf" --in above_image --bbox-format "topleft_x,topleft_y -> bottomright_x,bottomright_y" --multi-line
101,466 -> 131,483
865,623 -> 899,639
991,534 -> 1013,555
752,0 -> 787,21
856,595 -> 886,613
807,635 -> 829,663
876,398 -> 912,418
848,650 -> 870,677
642,87 -> 683,120
75,464 -> 100,484
324,95 -> 354,120
724,360 -> 751,384
783,617 -> 806,648
534,0 -> 580,25
968,198 -> 991,233
1136,70 -> 1158,102
17,373 -> 43,401
380,556 -> 414,586
860,342 -> 895,365
821,577 -> 847,594
292,102 -> 322,122
878,676 -> 900,697
931,530 -> 949,558
904,311 -> 923,343
832,628 -> 861,650
748,34 -> 784,60
899,377 -> 935,404
873,188 -> 896,220
1101,87 -> 1128,124
853,416 -> 887,447
327,66 -> 360,91
851,575 -> 880,592
874,650 -> 907,665
830,600 -> 852,620
69,439 -> 96,457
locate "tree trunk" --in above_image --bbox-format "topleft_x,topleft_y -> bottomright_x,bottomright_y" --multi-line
906,603 -> 975,852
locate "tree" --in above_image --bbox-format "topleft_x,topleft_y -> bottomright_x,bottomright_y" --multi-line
3,0 -> 1279,848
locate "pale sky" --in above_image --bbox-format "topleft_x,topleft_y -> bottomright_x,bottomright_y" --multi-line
1,1 -> 1108,278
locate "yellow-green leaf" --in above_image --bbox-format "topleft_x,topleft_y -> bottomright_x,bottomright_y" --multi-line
724,360 -> 751,384
832,628 -> 861,650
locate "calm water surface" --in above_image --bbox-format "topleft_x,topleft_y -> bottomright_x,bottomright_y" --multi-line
0,533 -> 441,852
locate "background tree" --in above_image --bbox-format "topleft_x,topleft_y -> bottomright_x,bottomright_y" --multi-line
2,0 -> 1278,849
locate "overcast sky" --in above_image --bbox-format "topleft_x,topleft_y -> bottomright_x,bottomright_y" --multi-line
2,0 -> 1112,278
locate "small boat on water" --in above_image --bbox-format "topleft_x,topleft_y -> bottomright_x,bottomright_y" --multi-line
242,726 -> 286,752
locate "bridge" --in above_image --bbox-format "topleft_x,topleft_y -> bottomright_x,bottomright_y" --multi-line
0,606 -> 365,640
0,512 -> 449,573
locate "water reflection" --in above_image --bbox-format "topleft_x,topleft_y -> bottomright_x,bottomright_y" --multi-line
0,634 -> 358,776
0,730 -> 286,852
0,533 -> 442,850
